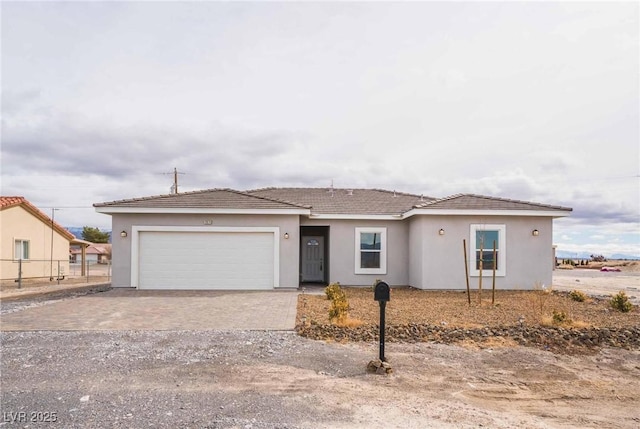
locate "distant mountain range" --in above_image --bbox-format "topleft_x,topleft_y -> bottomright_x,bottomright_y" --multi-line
555,250 -> 639,260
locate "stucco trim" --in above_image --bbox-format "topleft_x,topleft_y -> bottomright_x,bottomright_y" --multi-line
305,210 -> 570,220
130,225 -> 280,288
309,214 -> 402,220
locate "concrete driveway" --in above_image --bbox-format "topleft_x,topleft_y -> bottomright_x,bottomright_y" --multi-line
0,288 -> 300,331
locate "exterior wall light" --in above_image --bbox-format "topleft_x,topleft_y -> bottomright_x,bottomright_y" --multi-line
120,230 -> 128,238
438,229 -> 445,236
532,229 -> 539,236
284,232 -> 289,239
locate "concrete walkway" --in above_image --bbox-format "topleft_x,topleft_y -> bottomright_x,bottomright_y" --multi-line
0,288 -> 300,331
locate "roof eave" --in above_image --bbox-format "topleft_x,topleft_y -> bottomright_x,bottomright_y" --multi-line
403,208 -> 573,218
307,213 -> 404,220
95,207 -> 311,216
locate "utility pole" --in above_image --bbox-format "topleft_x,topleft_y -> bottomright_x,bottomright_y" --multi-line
163,167 -> 184,194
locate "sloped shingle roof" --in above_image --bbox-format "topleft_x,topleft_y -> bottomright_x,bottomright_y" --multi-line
248,187 -> 435,215
94,188 -> 310,210
94,188 -> 572,216
413,194 -> 573,212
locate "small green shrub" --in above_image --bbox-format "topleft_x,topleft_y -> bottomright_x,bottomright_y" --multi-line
529,282 -> 552,318
610,291 -> 633,313
325,282 -> 350,323
324,282 -> 341,301
569,290 -> 587,302
552,309 -> 568,324
329,295 -> 349,323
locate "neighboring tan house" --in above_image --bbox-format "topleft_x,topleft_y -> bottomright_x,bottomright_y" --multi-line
0,196 -> 75,281
94,188 -> 572,291
70,243 -> 111,264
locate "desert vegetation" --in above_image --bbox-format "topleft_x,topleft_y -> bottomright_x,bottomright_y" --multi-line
297,287 -> 639,353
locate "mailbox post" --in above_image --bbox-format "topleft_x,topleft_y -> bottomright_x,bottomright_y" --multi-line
374,281 -> 390,362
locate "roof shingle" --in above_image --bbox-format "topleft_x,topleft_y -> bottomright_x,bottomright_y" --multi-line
94,188 -> 310,210
413,194 -> 573,212
93,188 -> 572,216
248,187 -> 434,215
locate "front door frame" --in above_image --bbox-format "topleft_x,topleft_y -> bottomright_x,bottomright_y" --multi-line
300,226 -> 329,285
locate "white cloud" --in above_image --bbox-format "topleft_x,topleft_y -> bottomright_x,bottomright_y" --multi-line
1,1 -> 638,255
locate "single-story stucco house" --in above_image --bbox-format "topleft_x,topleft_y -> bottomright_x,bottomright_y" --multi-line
94,187 -> 572,291
70,243 -> 112,264
1,196 -> 75,281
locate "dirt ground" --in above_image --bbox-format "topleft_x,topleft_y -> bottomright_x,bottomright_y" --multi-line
290,268 -> 640,428
2,330 -> 639,429
297,287 -> 640,329
2,267 -> 639,428
552,265 -> 640,305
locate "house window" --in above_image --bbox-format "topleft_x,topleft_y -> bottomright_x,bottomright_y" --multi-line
470,224 -> 505,277
14,239 -> 30,260
355,227 -> 387,274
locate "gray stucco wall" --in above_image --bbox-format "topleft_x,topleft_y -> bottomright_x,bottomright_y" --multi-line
109,213 -> 300,288
408,217 -> 424,288
408,215 -> 554,290
301,218 -> 409,286
105,211 -> 555,290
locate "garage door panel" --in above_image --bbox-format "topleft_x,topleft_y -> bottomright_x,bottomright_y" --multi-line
138,231 -> 274,290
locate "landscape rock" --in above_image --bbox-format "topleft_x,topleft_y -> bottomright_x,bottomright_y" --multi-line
297,323 -> 640,354
366,359 -> 392,375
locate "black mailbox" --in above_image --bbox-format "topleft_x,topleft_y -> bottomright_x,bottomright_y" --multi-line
374,281 -> 390,302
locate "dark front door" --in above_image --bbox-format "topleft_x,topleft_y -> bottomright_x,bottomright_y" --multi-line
301,236 -> 324,282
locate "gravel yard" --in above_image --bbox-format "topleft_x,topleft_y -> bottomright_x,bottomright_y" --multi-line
2,330 -> 640,428
298,287 -> 640,328
1,268 -> 639,428
297,283 -> 640,354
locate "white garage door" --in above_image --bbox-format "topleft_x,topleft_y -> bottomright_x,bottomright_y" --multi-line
137,231 -> 275,290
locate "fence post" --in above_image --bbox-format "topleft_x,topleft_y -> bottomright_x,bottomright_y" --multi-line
57,260 -> 61,285
18,258 -> 22,289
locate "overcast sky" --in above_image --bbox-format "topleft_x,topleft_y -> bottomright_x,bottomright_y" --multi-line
2,1 -> 638,257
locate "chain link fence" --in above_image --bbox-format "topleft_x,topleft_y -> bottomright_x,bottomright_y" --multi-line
1,258 -> 111,290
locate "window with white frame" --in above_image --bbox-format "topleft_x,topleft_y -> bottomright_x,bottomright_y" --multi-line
355,227 -> 387,274
470,224 -> 505,276
14,239 -> 30,260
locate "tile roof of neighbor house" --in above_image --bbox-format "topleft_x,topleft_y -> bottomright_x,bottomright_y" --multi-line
413,193 -> 573,212
0,196 -> 26,209
93,188 -> 310,210
0,196 -> 76,241
70,244 -> 112,255
248,187 -> 434,215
